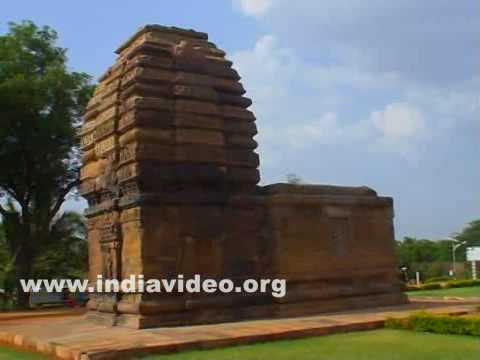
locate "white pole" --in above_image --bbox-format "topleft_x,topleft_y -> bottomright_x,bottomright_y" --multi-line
416,272 -> 421,285
472,261 -> 477,280
452,243 -> 457,279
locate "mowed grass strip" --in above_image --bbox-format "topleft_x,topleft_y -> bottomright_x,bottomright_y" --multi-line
406,286 -> 480,298
0,345 -> 48,360
138,329 -> 479,360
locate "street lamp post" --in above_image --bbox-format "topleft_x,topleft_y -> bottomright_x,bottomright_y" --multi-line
449,238 -> 467,279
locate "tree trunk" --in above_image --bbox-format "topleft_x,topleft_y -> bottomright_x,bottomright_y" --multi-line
14,249 -> 33,309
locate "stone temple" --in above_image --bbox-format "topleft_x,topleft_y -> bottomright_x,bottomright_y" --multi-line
80,25 -> 406,329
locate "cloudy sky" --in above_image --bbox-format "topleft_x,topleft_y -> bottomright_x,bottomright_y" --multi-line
2,0 -> 478,239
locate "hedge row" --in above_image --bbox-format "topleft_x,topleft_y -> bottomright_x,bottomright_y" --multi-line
406,279 -> 480,292
385,312 -> 480,336
424,276 -> 452,284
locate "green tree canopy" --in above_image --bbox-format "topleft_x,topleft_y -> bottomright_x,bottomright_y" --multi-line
454,219 -> 480,247
0,20 -> 93,306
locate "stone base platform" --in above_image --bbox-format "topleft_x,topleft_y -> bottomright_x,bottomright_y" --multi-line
86,292 -> 407,329
0,301 -> 476,360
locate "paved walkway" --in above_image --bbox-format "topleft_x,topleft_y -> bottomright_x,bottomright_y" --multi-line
0,301 -> 477,360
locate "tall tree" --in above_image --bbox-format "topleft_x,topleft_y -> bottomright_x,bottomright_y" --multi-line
33,211 -> 87,280
0,21 -> 93,306
454,219 -> 480,247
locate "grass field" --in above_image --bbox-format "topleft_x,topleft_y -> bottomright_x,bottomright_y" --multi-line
0,346 -> 48,360
138,329 -> 480,360
406,286 -> 480,298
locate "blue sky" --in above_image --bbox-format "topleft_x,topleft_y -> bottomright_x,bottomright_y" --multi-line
2,0 -> 479,239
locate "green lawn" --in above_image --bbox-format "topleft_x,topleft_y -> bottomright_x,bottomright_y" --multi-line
0,346 -> 48,360
138,329 -> 480,360
407,286 -> 480,298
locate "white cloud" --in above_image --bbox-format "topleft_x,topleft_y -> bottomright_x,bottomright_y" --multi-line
232,35 -> 295,106
285,112 -> 371,149
371,103 -> 426,140
232,35 -> 426,159
234,0 -> 273,17
238,0 -> 479,86
368,103 -> 429,159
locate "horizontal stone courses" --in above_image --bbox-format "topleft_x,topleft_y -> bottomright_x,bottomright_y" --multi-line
98,63 -> 125,85
173,84 -> 218,102
122,67 -> 173,88
125,53 -> 174,73
118,128 -> 226,147
227,149 -> 259,167
260,184 -> 378,196
123,42 -> 173,62
120,65 -> 245,95
81,25 -> 260,222
80,161 -> 102,180
121,81 -> 251,109
174,113 -> 223,131
117,110 -> 256,135
83,101 -> 119,127
124,51 -> 234,82
276,285 -> 400,304
85,118 -> 256,147
80,131 -> 95,150
94,136 -> 116,157
218,92 -> 252,108
119,128 -> 172,146
78,178 -> 96,195
277,268 -> 399,284
82,149 -> 96,163
93,119 -> 116,142
117,192 -> 230,209
116,142 -> 258,167
83,103 -> 100,121
96,79 -> 122,101
263,194 -> 393,208
119,163 -> 230,184
224,120 -> 257,136
116,25 -> 209,54
121,96 -> 171,113
82,134 -> 257,162
119,43 -> 230,77
174,60 -> 240,80
176,99 -> 219,115
120,35 -> 225,63
176,128 -> 225,146
95,105 -> 118,125
118,110 -> 174,132
121,82 -> 172,102
79,118 -> 97,136
225,135 -> 258,150
221,105 -> 255,121
118,96 -> 254,121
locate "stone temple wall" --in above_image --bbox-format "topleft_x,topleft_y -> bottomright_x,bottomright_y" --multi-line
80,25 -> 406,329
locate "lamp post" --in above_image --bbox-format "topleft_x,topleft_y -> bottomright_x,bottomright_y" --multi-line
449,238 -> 467,279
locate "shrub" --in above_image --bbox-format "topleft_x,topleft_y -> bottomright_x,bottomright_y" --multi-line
444,280 -> 480,289
425,276 -> 451,283
405,285 -> 421,292
406,279 -> 480,292
385,312 -> 480,336
420,283 -> 443,290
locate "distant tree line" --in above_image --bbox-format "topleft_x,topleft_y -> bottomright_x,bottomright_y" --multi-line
396,220 -> 480,281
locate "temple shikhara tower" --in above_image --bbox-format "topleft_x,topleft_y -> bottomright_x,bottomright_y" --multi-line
80,25 -> 406,328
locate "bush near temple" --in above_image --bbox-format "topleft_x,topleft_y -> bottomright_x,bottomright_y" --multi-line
385,312 -> 480,336
406,279 -> 480,292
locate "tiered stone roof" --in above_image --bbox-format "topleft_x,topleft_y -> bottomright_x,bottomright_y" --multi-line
80,25 -> 259,213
